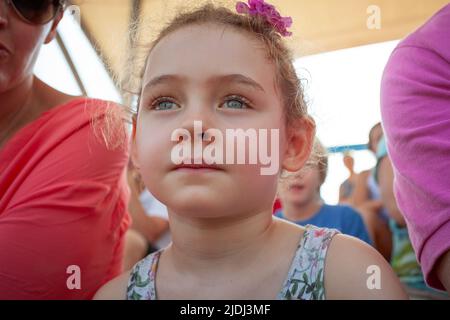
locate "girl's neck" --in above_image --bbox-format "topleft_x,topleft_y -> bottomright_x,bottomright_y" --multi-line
165,208 -> 276,275
282,196 -> 323,222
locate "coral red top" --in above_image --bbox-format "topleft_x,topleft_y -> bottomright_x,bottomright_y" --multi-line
0,98 -> 130,299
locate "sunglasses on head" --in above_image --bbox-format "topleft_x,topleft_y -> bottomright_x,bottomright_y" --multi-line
6,0 -> 65,25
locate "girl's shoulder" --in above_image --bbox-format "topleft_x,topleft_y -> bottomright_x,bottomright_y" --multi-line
93,269 -> 133,300
278,220 -> 407,299
324,233 -> 408,299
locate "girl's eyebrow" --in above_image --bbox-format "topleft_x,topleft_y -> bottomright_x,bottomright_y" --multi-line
212,74 -> 266,93
142,74 -> 265,93
142,74 -> 185,91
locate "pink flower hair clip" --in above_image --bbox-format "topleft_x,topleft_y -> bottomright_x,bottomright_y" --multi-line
236,0 -> 293,37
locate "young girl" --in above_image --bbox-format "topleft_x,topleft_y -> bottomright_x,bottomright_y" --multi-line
95,0 -> 407,300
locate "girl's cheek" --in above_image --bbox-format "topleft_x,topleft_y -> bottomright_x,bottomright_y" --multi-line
136,126 -> 172,170
137,136 -> 160,164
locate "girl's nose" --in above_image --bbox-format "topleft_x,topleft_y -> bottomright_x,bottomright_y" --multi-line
178,101 -> 215,136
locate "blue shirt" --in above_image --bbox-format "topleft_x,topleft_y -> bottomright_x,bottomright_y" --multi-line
275,204 -> 372,245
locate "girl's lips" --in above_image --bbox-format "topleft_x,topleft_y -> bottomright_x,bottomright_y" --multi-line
172,163 -> 224,171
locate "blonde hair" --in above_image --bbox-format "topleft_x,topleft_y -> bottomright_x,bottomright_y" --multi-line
310,138 -> 328,185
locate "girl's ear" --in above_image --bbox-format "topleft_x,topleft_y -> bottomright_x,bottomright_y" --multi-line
282,116 -> 315,173
44,10 -> 64,44
130,116 -> 141,170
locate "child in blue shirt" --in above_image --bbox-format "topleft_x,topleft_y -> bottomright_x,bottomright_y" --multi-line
277,139 -> 372,245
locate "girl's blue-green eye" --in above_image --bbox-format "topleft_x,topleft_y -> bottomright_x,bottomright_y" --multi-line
220,96 -> 250,109
152,98 -> 179,111
225,100 -> 244,109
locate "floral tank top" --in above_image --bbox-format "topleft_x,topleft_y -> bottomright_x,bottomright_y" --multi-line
127,225 -> 339,300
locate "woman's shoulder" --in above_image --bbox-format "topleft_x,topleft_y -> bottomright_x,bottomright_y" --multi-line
50,97 -> 125,121
45,97 -> 129,150
20,97 -> 130,184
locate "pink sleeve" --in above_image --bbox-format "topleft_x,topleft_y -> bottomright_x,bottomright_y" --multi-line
0,99 -> 130,299
380,5 -> 450,290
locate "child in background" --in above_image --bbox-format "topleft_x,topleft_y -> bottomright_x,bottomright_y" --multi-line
276,139 -> 372,245
350,123 -> 384,208
95,0 -> 406,300
350,123 -> 392,260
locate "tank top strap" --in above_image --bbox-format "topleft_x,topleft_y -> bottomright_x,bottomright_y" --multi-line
277,225 -> 340,300
126,250 -> 161,300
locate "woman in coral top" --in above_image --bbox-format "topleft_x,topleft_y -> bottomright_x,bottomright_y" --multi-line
0,1 -> 130,299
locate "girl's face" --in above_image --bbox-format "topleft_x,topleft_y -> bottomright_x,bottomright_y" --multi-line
0,1 -> 62,92
134,23 -> 312,218
278,166 -> 321,207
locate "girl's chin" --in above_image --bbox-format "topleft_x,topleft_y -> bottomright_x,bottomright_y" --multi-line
168,195 -> 232,217
169,207 -> 237,220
